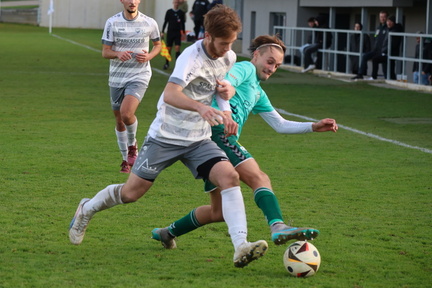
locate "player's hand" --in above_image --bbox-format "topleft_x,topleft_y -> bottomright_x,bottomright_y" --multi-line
135,50 -> 149,63
198,105 -> 225,126
117,51 -> 134,62
216,79 -> 235,100
312,118 -> 338,132
223,113 -> 238,137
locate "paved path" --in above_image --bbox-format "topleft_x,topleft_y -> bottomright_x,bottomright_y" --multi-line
1,1 -> 39,7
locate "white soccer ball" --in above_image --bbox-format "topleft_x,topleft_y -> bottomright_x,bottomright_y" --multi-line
283,241 -> 321,277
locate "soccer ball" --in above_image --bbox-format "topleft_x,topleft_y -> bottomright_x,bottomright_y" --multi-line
283,241 -> 321,277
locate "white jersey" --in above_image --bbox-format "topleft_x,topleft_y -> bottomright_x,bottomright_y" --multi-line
101,11 -> 160,88
148,40 -> 236,146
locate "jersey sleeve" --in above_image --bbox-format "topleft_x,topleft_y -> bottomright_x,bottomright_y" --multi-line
101,18 -> 114,46
252,88 -> 275,114
149,17 -> 161,41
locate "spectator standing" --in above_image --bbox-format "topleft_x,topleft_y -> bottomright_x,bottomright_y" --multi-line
101,0 -> 161,173
349,22 -> 371,75
190,0 -> 209,40
352,11 -> 388,80
161,0 -> 186,70
380,15 -> 403,80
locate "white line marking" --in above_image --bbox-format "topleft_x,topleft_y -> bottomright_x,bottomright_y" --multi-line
51,34 -> 432,155
276,108 -> 432,154
52,34 -> 101,53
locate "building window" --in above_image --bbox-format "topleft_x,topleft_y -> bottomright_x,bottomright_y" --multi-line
250,11 -> 256,40
270,12 -> 286,40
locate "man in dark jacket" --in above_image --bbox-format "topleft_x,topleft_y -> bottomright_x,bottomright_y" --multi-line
352,11 -> 388,80
377,15 -> 403,80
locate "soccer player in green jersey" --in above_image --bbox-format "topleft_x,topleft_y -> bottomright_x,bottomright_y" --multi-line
152,35 -> 338,248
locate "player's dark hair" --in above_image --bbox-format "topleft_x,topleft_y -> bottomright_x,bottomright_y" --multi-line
248,35 -> 286,57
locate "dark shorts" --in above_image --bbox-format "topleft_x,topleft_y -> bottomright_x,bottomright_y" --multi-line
166,32 -> 182,47
204,132 -> 253,192
132,136 -> 228,181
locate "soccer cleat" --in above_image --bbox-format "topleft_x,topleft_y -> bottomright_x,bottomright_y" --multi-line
120,160 -> 130,173
127,144 -> 138,166
271,224 -> 320,245
301,64 -> 315,73
233,240 -> 268,268
151,228 -> 177,249
69,198 -> 92,245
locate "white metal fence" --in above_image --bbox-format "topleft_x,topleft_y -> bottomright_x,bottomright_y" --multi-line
275,26 -> 432,85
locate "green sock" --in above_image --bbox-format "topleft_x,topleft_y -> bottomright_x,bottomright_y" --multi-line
168,209 -> 202,237
254,187 -> 284,226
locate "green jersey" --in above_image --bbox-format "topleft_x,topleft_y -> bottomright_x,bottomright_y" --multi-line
211,61 -> 274,138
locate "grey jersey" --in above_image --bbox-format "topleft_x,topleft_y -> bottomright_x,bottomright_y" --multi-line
102,11 -> 160,87
147,40 -> 236,146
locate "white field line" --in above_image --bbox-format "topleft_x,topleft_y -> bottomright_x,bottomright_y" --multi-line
51,34 -> 432,155
52,34 -> 171,77
276,108 -> 432,154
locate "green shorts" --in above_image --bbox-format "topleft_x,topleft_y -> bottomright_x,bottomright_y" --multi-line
204,131 -> 253,192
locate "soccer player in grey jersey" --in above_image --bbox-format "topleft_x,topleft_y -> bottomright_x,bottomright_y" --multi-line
101,0 -> 161,173
70,5 -> 268,268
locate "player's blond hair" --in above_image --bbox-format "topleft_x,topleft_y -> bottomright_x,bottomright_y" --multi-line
204,5 -> 242,38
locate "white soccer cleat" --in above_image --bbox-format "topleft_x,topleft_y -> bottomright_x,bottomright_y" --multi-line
69,198 -> 92,245
233,240 -> 268,268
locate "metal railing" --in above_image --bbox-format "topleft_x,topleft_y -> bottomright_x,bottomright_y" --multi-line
274,26 -> 432,84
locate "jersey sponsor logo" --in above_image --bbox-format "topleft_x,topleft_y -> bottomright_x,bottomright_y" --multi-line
116,38 -> 145,44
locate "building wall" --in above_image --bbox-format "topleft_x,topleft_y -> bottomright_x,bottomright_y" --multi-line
39,0 -> 195,32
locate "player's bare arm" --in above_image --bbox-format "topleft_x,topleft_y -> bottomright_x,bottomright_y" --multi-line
135,40 -> 162,63
163,82 -> 225,126
102,44 -> 133,61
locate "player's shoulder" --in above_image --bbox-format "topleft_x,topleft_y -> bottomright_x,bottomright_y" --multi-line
107,12 -> 123,22
138,12 -> 157,24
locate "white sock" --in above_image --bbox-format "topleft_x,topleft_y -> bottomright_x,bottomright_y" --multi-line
115,129 -> 128,161
83,184 -> 124,215
221,186 -> 248,250
126,119 -> 138,147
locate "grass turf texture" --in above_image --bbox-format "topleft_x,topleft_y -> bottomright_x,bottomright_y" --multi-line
1,23 -> 431,288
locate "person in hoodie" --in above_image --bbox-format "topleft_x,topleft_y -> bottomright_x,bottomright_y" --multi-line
352,11 -> 388,80
302,15 -> 332,72
380,15 -> 404,80
349,22 -> 371,75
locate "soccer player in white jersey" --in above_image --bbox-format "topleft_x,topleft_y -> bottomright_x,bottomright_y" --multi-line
151,35 -> 338,248
70,5 -> 268,268
102,0 -> 161,173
